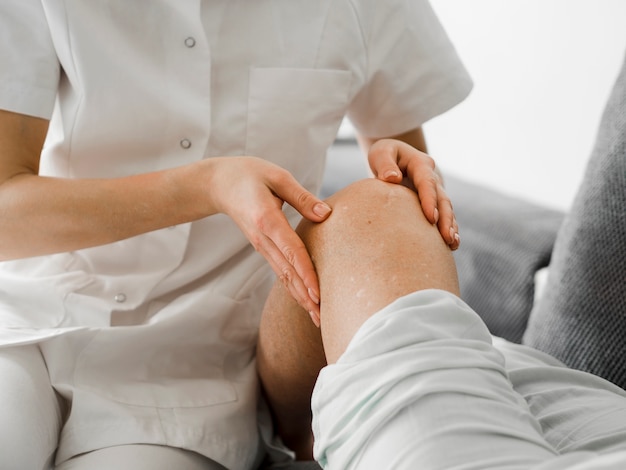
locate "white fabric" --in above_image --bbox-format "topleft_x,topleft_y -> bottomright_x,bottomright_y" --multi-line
312,290 -> 626,470
0,1 -> 471,468
0,345 -> 62,470
56,445 -> 227,470
0,345 -> 226,470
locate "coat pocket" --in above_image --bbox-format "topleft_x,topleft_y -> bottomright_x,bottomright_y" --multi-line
246,67 -> 351,180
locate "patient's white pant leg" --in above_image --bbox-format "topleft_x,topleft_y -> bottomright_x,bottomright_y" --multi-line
312,290 -> 626,470
0,344 -> 62,470
496,337 -> 626,455
312,291 -> 558,469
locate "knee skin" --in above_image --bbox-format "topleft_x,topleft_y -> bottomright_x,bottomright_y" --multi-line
297,178 -> 460,363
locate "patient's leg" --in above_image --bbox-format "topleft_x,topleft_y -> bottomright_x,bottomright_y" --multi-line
256,178 -> 459,458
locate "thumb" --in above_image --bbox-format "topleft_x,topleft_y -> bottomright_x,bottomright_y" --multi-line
368,142 -> 404,183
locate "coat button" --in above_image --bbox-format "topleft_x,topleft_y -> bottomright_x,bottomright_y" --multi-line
114,293 -> 127,303
180,139 -> 192,149
184,37 -> 196,48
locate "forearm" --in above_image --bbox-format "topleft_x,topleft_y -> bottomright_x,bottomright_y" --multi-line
0,161 -> 213,261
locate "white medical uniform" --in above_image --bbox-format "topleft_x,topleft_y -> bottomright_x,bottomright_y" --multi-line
0,1 -> 471,468
313,290 -> 626,469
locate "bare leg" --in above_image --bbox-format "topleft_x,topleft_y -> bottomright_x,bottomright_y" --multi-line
257,178 -> 459,458
257,279 -> 326,459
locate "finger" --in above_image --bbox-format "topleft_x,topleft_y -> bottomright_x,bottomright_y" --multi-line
252,210 -> 322,323
399,149 -> 438,223
450,228 -> 461,251
410,171 -> 440,225
451,215 -> 461,251
437,195 -> 460,250
270,170 -> 332,223
257,235 -> 321,325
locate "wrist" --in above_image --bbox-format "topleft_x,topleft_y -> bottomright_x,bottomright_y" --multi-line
167,158 -> 220,222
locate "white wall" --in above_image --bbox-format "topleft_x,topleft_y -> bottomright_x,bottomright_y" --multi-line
424,0 -> 626,211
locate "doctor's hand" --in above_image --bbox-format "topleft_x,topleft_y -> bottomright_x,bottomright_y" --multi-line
367,139 -> 460,250
207,157 -> 329,327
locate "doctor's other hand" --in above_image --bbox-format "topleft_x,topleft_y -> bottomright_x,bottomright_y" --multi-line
206,156 -> 330,326
367,139 -> 460,250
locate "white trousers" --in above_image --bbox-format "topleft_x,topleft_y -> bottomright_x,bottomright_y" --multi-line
0,345 -> 226,470
312,290 -> 626,470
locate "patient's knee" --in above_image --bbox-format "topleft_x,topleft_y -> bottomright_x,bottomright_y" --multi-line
325,178 -> 423,223
297,178 -> 431,250
299,179 -> 460,362
295,177 -> 458,294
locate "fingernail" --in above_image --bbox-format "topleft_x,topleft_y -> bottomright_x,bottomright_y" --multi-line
308,287 -> 320,305
433,208 -> 440,224
313,202 -> 332,218
309,311 -> 321,328
449,227 -> 455,240
383,170 -> 400,179
454,232 -> 461,244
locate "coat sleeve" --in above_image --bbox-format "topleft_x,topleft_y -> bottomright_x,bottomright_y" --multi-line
347,0 -> 472,138
0,0 -> 60,118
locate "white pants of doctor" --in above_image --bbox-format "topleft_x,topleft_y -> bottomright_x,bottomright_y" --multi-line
0,345 -> 226,470
312,290 -> 626,470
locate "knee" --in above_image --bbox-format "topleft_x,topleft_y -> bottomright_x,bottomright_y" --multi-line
296,177 -> 458,291
299,179 -> 460,362
297,178 -> 434,253
324,178 -> 425,226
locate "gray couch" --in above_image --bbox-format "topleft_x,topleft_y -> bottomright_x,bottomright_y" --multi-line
449,51 -> 626,391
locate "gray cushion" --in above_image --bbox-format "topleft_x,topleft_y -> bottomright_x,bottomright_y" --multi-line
523,52 -> 626,389
446,176 -> 564,343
